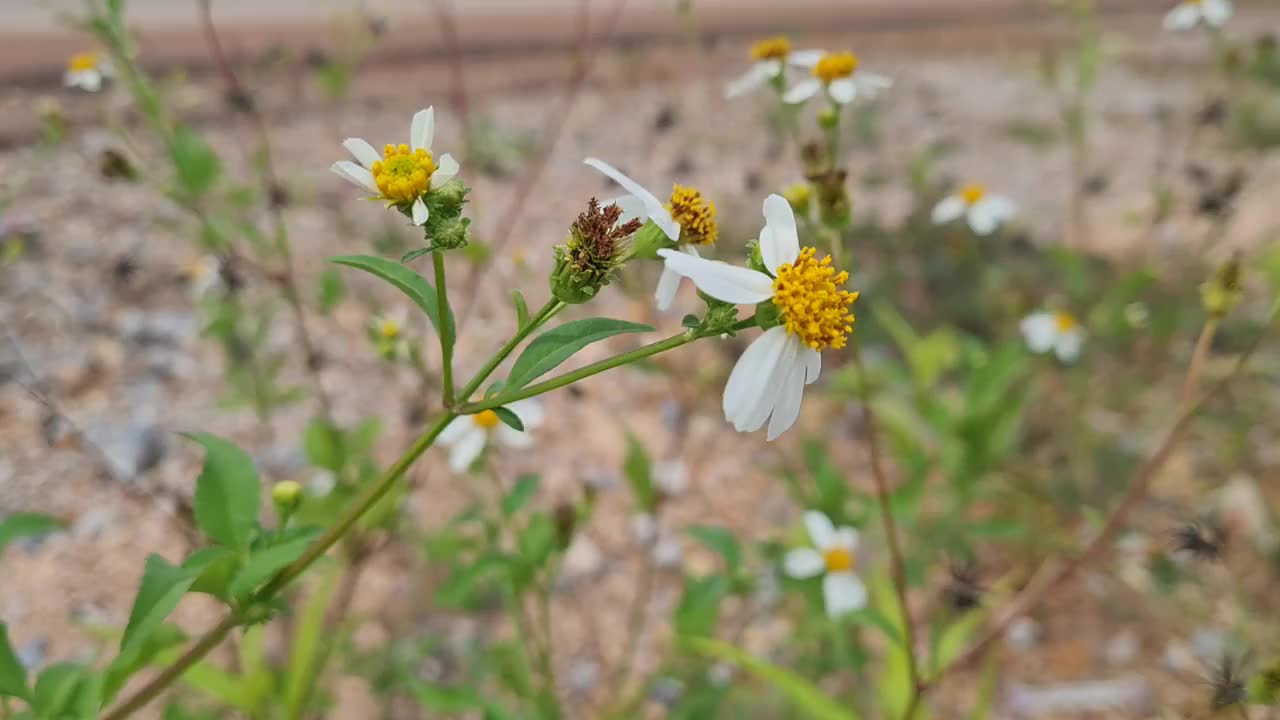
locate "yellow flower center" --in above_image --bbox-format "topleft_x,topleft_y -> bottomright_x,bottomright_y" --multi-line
771,247 -> 858,351
68,52 -> 99,72
377,318 -> 402,339
472,410 -> 501,429
1054,312 -> 1078,332
823,547 -> 854,573
813,52 -> 859,84
371,144 -> 437,203
959,183 -> 987,205
667,185 -> 718,246
750,36 -> 792,62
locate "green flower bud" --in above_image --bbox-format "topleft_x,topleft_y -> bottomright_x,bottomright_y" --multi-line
782,183 -> 813,215
817,108 -> 839,129
1200,255 -> 1243,318
551,198 -> 643,304
273,480 -> 304,512
629,220 -> 675,261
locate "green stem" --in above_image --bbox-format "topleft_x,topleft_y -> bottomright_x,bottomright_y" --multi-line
103,411 -> 457,720
434,252 -> 456,408
456,299 -> 565,404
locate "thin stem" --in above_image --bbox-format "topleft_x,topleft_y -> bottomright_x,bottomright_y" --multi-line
849,342 -> 921,719
920,302 -> 1277,697
456,299 -> 565,404
434,251 -> 456,408
103,412 -> 457,720
1181,317 -> 1218,412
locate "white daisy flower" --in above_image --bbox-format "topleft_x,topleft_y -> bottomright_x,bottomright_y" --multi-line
370,306 -> 411,359
437,399 -> 543,473
584,158 -> 718,311
783,51 -> 892,106
1163,0 -> 1232,31
783,511 -> 867,618
1020,310 -> 1086,363
186,255 -> 222,297
725,36 -> 825,99
64,52 -> 113,92
331,107 -> 460,226
657,195 -> 858,440
931,183 -> 1016,235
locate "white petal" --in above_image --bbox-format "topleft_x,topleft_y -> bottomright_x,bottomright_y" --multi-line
1202,0 -> 1231,26
343,138 -> 381,168
655,264 -> 682,311
827,78 -> 857,105
506,398 -> 545,429
857,72 -> 894,95
723,326 -> 789,424
610,195 -> 648,226
656,249 -> 774,305
1055,328 -> 1085,363
437,416 -> 472,445
447,426 -> 487,473
931,195 -> 966,225
433,153 -> 460,186
496,424 -> 534,449
804,510 -> 836,550
804,347 -> 821,385
68,70 -> 102,91
967,197 -> 1010,236
735,328 -> 798,432
331,160 -> 379,194
411,197 -> 429,226
411,107 -> 435,152
1020,313 -> 1058,354
832,526 -> 859,551
783,80 -> 822,105
823,572 -> 868,617
584,158 -> 678,241
725,62 -> 774,99
787,49 -> 825,67
759,194 -> 800,272
1163,3 -> 1201,30
783,548 -> 826,579
766,343 -> 808,441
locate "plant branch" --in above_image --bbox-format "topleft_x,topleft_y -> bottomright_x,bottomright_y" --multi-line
434,251 -> 456,407
456,299 -> 565,405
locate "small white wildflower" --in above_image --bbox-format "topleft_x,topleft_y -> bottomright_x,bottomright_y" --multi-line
931,183 -> 1016,235
64,52 -> 113,92
1163,0 -> 1232,31
783,511 -> 867,618
725,36 -> 824,99
1020,310 -> 1086,363
783,51 -> 892,106
437,399 -> 543,473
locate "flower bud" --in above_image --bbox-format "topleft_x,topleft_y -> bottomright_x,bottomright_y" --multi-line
629,220 -> 674,261
1200,254 -> 1243,318
273,480 -> 304,513
551,198 -> 643,304
817,108 -> 839,130
782,183 -> 813,215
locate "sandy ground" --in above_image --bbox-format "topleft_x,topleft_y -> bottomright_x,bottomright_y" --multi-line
2,2 -> 1280,718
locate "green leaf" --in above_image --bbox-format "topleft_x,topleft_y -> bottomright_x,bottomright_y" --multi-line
511,290 -> 530,329
0,513 -> 62,556
316,268 -> 345,313
283,565 -> 340,718
674,575 -> 727,637
103,624 -> 187,703
502,475 -> 540,517
331,255 -> 453,339
517,513 -> 556,570
687,525 -> 741,576
185,433 -> 261,550
170,126 -> 221,200
506,318 -> 652,390
302,418 -> 343,472
623,433 -> 656,513
33,662 -> 99,718
227,534 -> 316,600
931,612 -> 982,676
410,682 -> 486,712
0,623 -> 30,701
121,555 -> 198,653
493,406 -> 524,432
435,554 -> 510,608
872,577 -> 913,718
682,637 -> 858,720
182,546 -> 241,602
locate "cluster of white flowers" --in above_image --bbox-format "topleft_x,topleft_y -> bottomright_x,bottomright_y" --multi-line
725,39 -> 892,107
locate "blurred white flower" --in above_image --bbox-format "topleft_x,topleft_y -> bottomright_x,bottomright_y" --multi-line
438,399 -> 543,473
331,107 -> 460,226
370,307 -> 411,359
584,158 -> 717,311
783,511 -> 867,618
64,52 -> 113,92
1163,0 -> 1232,31
658,195 -> 857,440
725,36 -> 824,99
186,255 -> 222,297
1021,311 -> 1086,363
931,183 -> 1015,235
783,51 -> 891,106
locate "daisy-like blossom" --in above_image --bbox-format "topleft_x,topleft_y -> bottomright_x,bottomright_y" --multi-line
783,511 -> 867,618
931,183 -> 1016,235
657,195 -> 858,440
64,52 -> 113,92
331,107 -> 460,226
370,307 -> 411,359
724,36 -> 824,99
187,255 -> 222,297
1163,0 -> 1232,31
783,51 -> 892,106
1020,310 -> 1086,363
437,399 -> 543,473
583,158 -> 718,311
